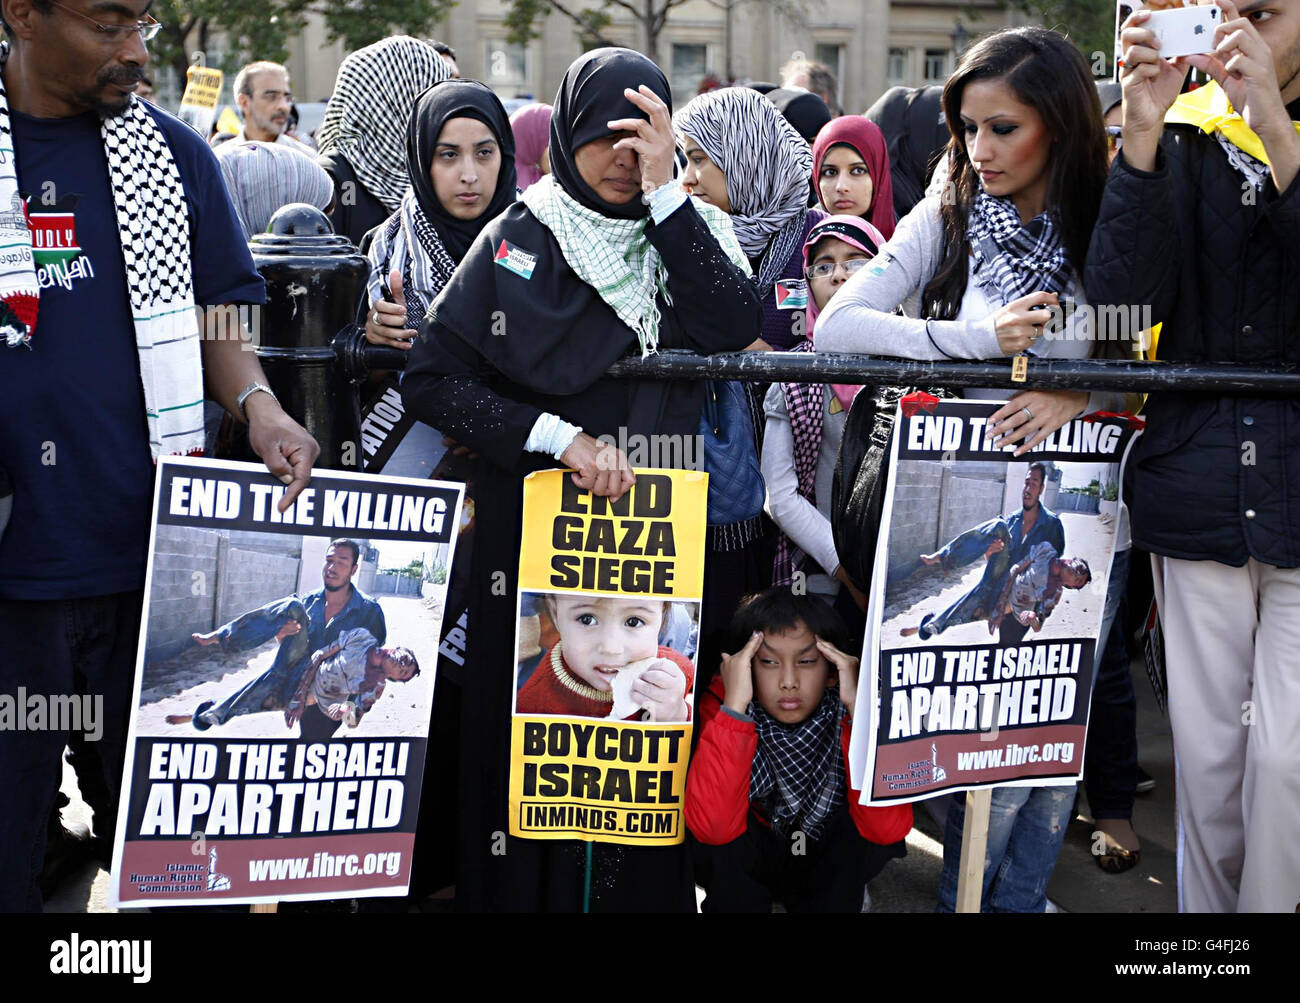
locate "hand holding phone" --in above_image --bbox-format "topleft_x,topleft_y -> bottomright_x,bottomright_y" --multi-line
1145,4 -> 1222,58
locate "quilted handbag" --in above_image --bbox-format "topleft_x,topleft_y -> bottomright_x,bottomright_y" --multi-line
831,384 -> 953,591
699,380 -> 766,526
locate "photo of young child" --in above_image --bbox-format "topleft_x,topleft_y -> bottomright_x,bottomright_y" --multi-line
514,592 -> 698,723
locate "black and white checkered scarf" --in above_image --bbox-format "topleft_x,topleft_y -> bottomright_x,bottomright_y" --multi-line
750,687 -> 846,841
366,192 -> 458,331
0,56 -> 204,457
966,192 -> 1073,307
317,36 -> 451,213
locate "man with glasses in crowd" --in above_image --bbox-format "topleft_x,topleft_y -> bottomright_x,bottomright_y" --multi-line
231,59 -> 312,152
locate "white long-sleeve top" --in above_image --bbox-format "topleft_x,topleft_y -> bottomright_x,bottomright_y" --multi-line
815,194 -> 1118,405
761,384 -> 847,596
815,194 -> 1131,549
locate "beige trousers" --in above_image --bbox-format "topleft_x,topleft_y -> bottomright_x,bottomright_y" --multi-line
1153,555 -> 1300,912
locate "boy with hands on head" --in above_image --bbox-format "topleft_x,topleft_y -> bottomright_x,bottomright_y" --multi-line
685,589 -> 912,912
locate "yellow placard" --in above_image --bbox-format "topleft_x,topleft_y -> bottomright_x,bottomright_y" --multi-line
216,106 -> 243,136
517,468 -> 707,600
509,467 -> 707,846
181,66 -> 224,110
510,718 -> 691,843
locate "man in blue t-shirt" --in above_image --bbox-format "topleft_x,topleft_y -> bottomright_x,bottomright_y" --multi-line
0,2 -> 321,911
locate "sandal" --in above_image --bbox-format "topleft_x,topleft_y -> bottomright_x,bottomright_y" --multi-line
1095,833 -> 1142,874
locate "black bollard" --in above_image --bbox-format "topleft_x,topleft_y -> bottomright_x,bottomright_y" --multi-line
235,203 -> 369,470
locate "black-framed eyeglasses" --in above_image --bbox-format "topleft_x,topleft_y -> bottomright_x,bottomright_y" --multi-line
804,257 -> 870,281
46,0 -> 162,42
1105,126 -> 1123,152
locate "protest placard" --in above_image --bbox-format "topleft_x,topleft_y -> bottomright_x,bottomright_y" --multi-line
849,401 -> 1140,805
508,468 -> 707,845
110,458 -> 464,906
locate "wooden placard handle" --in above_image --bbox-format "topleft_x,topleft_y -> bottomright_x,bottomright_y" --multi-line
955,788 -> 993,913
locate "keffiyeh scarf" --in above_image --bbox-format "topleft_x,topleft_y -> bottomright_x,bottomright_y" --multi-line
316,36 -> 451,213
522,173 -> 749,357
366,192 -> 459,331
966,191 -> 1073,307
750,687 -> 846,841
0,64 -> 205,458
1166,80 -> 1300,194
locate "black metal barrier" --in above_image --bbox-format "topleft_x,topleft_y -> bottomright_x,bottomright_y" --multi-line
339,332 -> 1300,396
247,206 -> 1300,473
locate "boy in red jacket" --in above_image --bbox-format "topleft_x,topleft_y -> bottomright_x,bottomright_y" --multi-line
686,589 -> 911,911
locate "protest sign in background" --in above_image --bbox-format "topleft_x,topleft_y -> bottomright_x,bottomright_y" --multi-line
111,458 -> 464,906
850,401 -> 1139,805
509,468 -> 707,846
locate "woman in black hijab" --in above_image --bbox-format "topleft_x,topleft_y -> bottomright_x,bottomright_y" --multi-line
359,78 -> 517,475
402,47 -> 762,912
765,87 -> 833,145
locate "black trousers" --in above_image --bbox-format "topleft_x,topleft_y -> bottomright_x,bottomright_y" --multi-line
691,806 -> 905,913
1083,592 -> 1138,819
0,592 -> 142,912
998,613 -> 1031,647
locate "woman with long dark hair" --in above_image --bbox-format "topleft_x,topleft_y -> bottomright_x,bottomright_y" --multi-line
816,26 -> 1139,912
401,48 -> 761,911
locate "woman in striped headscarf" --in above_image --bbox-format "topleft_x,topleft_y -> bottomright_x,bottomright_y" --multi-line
316,36 -> 452,244
674,86 -> 824,351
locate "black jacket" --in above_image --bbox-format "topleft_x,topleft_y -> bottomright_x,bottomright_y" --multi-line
399,198 -> 760,911
317,151 -> 391,247
1084,99 -> 1300,568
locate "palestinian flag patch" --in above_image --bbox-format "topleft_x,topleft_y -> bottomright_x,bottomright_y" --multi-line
494,239 -> 537,280
774,278 -> 808,310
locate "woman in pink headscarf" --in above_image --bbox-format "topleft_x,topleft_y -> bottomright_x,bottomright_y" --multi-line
509,102 -> 552,191
811,116 -> 896,240
761,214 -> 885,625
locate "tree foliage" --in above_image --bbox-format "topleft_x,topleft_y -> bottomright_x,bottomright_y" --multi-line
503,0 -> 694,61
1013,0 -> 1117,75
150,0 -> 454,95
504,0 -> 812,70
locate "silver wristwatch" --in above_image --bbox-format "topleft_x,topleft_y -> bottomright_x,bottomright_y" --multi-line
236,381 -> 278,422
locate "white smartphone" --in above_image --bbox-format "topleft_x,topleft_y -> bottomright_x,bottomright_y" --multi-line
1114,1 -> 1138,79
1145,4 -> 1223,58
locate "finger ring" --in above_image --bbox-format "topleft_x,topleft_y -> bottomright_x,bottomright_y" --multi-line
372,310 -> 380,324
1022,406 -> 1034,421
